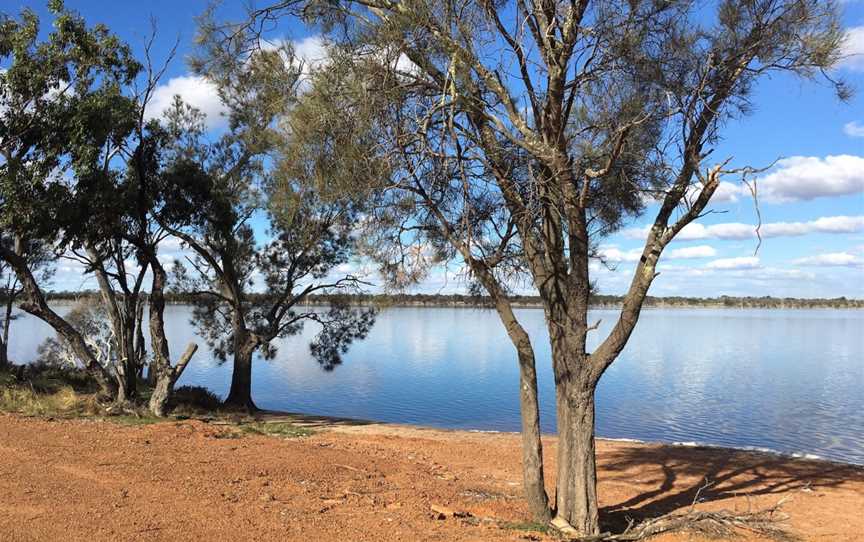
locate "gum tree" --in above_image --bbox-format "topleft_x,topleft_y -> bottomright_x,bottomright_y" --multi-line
0,1 -> 141,397
0,3 -> 197,409
229,0 -> 845,534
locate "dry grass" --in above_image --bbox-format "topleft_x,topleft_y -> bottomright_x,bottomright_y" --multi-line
0,384 -> 101,417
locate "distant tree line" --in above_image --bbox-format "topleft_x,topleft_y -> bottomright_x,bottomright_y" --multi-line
32,291 -> 864,310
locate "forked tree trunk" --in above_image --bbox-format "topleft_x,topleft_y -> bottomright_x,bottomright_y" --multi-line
149,343 -> 198,417
149,372 -> 173,416
224,341 -> 257,411
147,262 -> 197,417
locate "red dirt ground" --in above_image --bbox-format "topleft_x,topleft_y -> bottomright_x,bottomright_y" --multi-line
0,412 -> 861,541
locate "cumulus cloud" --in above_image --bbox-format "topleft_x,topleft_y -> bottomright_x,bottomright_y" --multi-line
145,75 -> 226,130
597,244 -> 718,264
623,215 -> 864,241
844,121 -> 864,138
665,245 -> 717,259
750,155 -> 864,203
668,156 -> 863,206
839,26 -> 864,71
705,256 -> 761,270
596,246 -> 642,263
793,252 -> 864,268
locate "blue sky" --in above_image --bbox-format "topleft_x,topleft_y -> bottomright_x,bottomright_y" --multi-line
12,0 -> 864,298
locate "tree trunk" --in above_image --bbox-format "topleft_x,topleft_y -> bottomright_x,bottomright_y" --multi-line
115,352 -> 138,404
0,296 -> 13,368
224,341 -> 257,411
149,343 -> 198,417
0,337 -> 7,369
0,294 -> 15,369
471,263 -> 551,522
149,372 -> 173,417
146,361 -> 157,387
554,383 -> 599,536
134,299 -> 146,378
516,344 -> 552,522
146,260 -> 197,417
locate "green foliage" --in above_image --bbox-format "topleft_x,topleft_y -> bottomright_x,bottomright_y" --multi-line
163,35 -> 377,375
0,1 -> 141,242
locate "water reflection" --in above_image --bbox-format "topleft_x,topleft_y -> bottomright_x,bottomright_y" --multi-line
6,305 -> 864,464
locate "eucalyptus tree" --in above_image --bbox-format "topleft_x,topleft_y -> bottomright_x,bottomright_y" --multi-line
227,0 -> 846,534
0,1 -> 141,397
161,45 -> 375,411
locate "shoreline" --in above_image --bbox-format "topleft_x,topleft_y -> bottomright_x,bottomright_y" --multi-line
254,409 -> 864,469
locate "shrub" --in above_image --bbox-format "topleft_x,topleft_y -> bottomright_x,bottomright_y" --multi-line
171,385 -> 222,413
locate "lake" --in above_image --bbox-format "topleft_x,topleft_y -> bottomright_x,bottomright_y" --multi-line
7,305 -> 864,465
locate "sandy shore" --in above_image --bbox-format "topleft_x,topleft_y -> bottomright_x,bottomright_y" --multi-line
0,412 -> 861,541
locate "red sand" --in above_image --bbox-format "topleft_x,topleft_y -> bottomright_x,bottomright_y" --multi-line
0,413 -> 861,541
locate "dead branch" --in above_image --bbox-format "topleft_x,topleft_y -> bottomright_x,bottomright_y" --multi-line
554,498 -> 798,542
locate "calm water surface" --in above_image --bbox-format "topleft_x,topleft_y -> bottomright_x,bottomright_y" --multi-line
8,306 -> 864,464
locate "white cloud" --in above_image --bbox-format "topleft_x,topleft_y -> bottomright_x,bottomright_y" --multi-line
145,75 -> 226,130
839,26 -> 864,71
752,155 -> 864,203
710,181 -> 744,203
844,121 -> 864,138
705,256 -> 761,270
596,246 -> 642,263
595,245 -> 720,264
623,215 -> 864,241
793,252 -> 864,268
666,245 -> 717,259
677,155 -> 864,205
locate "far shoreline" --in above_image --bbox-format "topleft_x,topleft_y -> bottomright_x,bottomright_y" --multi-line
31,292 -> 864,311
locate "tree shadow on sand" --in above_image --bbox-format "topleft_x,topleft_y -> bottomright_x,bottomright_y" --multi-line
597,444 -> 864,533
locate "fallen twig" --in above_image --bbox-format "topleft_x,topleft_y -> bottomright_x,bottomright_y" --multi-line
554,498 -> 798,542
